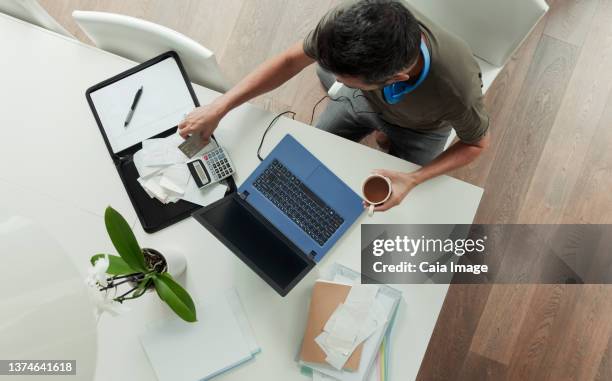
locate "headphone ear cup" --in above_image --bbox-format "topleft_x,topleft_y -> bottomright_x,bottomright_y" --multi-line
383,39 -> 431,105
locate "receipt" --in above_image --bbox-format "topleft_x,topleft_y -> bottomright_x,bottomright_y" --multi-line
141,134 -> 186,166
134,133 -> 227,206
159,164 -> 190,195
315,285 -> 382,370
312,370 -> 339,381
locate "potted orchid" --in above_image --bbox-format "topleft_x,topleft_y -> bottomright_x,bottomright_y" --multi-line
87,206 -> 196,322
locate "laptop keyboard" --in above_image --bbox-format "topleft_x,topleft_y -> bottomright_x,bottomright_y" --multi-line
253,159 -> 344,246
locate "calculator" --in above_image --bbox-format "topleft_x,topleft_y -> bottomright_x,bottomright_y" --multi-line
186,147 -> 235,189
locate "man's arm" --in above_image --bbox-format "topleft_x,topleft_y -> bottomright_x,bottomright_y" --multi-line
413,134 -> 490,183
179,42 -> 315,139
372,134 -> 490,211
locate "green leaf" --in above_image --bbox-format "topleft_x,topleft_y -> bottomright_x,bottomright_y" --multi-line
104,206 -> 146,272
130,278 -> 150,299
90,254 -> 134,275
153,273 -> 197,322
114,277 -> 151,302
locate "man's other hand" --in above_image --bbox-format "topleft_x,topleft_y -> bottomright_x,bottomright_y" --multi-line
362,169 -> 420,212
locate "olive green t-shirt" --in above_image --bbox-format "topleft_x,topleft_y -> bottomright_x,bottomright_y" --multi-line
303,3 -> 489,144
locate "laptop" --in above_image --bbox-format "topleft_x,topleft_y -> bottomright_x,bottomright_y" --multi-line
193,134 -> 363,296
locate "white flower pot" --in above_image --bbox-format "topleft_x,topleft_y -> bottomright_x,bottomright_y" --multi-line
161,250 -> 187,278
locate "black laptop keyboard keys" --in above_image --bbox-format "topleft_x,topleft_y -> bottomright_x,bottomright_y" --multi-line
253,159 -> 344,246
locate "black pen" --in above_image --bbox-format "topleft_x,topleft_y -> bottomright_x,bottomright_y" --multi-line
124,86 -> 143,128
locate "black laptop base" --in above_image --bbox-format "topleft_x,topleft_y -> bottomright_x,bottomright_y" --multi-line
193,193 -> 315,297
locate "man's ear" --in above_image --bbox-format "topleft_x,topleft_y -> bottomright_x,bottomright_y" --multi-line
387,72 -> 411,84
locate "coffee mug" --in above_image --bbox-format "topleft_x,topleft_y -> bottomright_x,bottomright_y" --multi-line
362,174 -> 392,216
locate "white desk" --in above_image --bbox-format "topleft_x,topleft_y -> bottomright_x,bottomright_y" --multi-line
0,13 -> 483,381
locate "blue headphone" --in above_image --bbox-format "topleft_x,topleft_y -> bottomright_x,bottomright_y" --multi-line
383,39 -> 431,104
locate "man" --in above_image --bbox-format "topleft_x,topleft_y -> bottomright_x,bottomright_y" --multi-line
179,0 -> 489,212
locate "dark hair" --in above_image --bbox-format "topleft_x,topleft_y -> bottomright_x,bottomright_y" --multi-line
308,0 -> 421,84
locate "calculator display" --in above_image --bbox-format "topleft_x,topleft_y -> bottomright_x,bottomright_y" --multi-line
194,162 -> 206,179
187,147 -> 235,189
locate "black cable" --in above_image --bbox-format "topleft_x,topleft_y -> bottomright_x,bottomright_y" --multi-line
309,94 -> 329,125
309,89 -> 381,125
257,111 -> 296,161
258,89 -> 381,161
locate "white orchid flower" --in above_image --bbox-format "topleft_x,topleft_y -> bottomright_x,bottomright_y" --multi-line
88,288 -> 130,322
86,254 -> 110,287
97,291 -> 130,318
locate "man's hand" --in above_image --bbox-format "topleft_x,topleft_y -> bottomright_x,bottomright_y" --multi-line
178,101 -> 226,142
359,134 -> 489,213
363,169 -> 421,212
176,42 -> 313,143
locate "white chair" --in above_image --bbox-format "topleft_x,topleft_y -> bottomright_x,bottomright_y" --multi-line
0,0 -> 72,37
405,0 -> 549,94
0,215 -> 97,380
72,11 -> 231,93
403,0 -> 549,149
328,0 -> 549,150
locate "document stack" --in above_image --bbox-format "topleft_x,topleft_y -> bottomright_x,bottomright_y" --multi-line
139,288 -> 259,381
133,133 -> 226,206
298,264 -> 401,381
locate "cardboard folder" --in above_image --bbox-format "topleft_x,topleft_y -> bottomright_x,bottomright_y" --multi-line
299,280 -> 364,371
85,51 -> 235,233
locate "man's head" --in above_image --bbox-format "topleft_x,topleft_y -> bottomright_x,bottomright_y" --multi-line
307,0 -> 422,90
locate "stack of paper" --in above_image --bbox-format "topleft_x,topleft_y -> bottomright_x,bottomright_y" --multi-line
315,285 -> 388,370
312,327 -> 395,381
133,133 -> 227,206
140,289 -> 260,381
299,264 -> 402,381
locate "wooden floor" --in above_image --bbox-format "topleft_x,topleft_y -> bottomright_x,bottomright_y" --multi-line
40,0 -> 612,380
